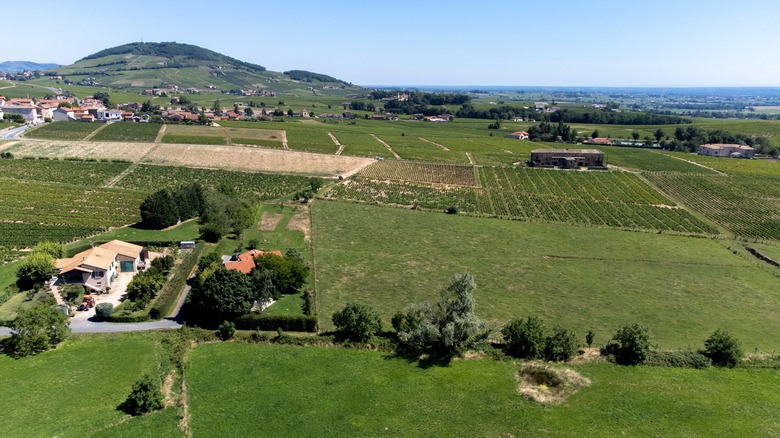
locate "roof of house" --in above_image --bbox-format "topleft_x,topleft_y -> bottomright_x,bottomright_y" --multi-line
224,249 -> 284,275
701,143 -> 755,151
532,148 -> 603,155
506,131 -> 528,136
58,246 -> 117,272
99,240 -> 143,258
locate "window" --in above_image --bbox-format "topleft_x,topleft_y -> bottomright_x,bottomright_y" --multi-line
93,270 -> 104,279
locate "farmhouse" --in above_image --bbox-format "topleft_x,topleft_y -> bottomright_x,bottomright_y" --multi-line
56,240 -> 146,292
698,143 -> 756,158
224,249 -> 284,275
529,148 -> 606,169
583,137 -> 613,145
505,131 -> 529,140
2,105 -> 43,123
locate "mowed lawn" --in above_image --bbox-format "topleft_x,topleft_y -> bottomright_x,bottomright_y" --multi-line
312,201 -> 780,350
0,333 -> 162,437
188,343 -> 780,437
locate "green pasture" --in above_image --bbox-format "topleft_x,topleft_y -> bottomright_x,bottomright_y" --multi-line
24,121 -> 100,140
187,343 -> 780,437
0,333 -> 161,437
312,201 -> 780,350
94,219 -> 201,242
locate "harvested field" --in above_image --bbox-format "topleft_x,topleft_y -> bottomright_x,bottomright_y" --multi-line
5,140 -> 156,161
286,205 -> 311,242
143,143 -> 374,177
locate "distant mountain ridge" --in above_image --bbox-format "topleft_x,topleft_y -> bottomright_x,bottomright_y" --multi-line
45,41 -> 354,92
0,61 -> 60,73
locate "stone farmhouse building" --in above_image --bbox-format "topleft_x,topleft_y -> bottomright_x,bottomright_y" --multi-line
56,240 -> 146,292
529,148 -> 607,169
697,143 -> 756,158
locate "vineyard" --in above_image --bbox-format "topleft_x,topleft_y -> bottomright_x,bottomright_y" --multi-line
24,122 -> 99,140
660,152 -> 780,176
4,140 -> 157,162
0,158 -> 130,186
359,161 -> 477,185
161,134 -> 227,145
114,164 -> 317,200
326,166 -> 718,234
90,122 -> 161,142
645,172 -> 780,240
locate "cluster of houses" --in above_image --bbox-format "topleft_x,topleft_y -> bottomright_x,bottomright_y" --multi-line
0,95 -> 150,123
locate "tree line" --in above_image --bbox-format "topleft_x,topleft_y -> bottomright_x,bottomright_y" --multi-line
456,105 -> 690,125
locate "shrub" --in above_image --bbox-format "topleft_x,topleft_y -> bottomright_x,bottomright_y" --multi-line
16,252 -> 56,290
122,373 -> 164,416
543,326 -> 578,362
60,284 -> 85,306
126,271 -> 165,308
95,303 -> 114,320
602,324 -> 651,365
234,314 -> 318,332
150,241 -> 205,319
6,302 -> 70,357
445,205 -> 458,214
501,316 -> 547,359
149,255 -> 174,275
332,303 -> 382,343
701,329 -> 742,368
217,320 -> 236,340
644,350 -> 711,369
585,330 -> 595,348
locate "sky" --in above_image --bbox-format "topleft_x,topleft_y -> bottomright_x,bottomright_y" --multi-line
3,0 -> 780,87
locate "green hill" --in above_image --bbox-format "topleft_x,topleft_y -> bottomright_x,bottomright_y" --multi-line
44,42 -> 358,95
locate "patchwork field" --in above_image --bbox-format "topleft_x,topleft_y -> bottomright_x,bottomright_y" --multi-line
115,164 -> 315,199
0,158 -> 130,186
661,152 -> 780,176
327,163 -> 717,234
91,122 -> 161,142
646,172 -> 780,240
312,201 -> 780,349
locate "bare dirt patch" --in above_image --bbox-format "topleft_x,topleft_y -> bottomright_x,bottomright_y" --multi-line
143,143 -> 374,177
286,204 -> 311,242
162,371 -> 177,408
516,362 -> 591,405
260,212 -> 283,231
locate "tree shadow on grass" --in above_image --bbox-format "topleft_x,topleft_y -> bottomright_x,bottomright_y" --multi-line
383,349 -> 454,369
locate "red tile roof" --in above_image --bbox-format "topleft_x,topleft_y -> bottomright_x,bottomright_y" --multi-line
224,249 -> 284,275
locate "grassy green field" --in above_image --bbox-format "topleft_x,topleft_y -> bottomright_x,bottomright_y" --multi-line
94,218 -> 201,242
661,152 -> 780,176
187,343 -> 780,437
0,333 -> 162,437
312,201 -> 780,350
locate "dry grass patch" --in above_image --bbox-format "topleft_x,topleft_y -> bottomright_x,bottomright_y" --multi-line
165,124 -> 284,141
144,143 -> 374,177
6,140 -> 156,161
516,362 -> 591,405
260,212 -> 283,231
286,204 -> 311,242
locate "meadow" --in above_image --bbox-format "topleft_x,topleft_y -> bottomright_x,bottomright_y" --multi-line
312,201 -> 780,350
187,343 -> 780,437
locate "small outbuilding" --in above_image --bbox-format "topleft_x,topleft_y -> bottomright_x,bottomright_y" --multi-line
529,148 -> 606,170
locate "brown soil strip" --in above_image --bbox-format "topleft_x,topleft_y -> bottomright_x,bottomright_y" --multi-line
162,371 -> 177,407
371,134 -> 401,159
154,124 -> 167,143
179,380 -> 191,437
83,122 -> 111,141
329,132 -> 346,155
260,212 -> 283,231
286,205 -> 311,242
281,130 -> 289,150
465,152 -> 475,164
418,137 -> 450,151
0,141 -> 18,151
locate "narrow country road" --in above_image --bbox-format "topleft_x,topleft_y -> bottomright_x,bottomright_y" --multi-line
0,124 -> 34,140
0,285 -> 191,337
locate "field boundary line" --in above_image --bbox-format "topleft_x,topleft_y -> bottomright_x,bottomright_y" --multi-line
82,122 -> 111,141
465,152 -> 475,164
281,130 -> 289,150
418,137 -> 450,151
371,134 -> 401,159
103,164 -> 136,188
654,151 -> 725,176
154,124 -> 167,143
329,132 -> 346,155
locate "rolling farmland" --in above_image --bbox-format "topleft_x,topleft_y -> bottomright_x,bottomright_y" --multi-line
327,163 -> 717,234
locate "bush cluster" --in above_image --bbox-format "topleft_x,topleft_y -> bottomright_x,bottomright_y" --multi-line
501,317 -> 578,362
234,314 -> 318,332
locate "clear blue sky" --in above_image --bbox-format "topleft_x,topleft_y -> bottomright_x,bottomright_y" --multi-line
4,0 -> 779,87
